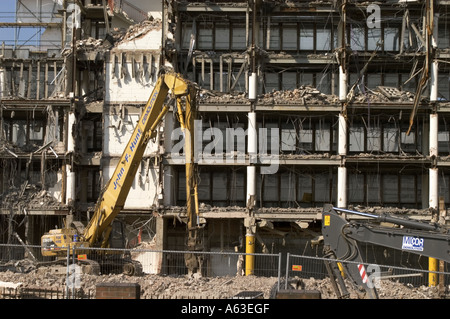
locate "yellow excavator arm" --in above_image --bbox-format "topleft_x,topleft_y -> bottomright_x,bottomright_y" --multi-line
41,71 -> 201,259
84,71 -> 197,247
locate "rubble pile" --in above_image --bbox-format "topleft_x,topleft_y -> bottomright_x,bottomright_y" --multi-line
114,18 -> 162,45
198,86 -> 339,105
0,269 -> 444,299
351,86 -> 416,104
198,85 -> 419,106
258,86 -> 339,105
1,186 -> 62,210
199,91 -> 250,104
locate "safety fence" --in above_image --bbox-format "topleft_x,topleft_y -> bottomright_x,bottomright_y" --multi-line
0,244 -> 449,299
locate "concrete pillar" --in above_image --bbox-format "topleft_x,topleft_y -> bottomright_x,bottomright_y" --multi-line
67,111 -> 76,153
81,69 -> 89,99
339,65 -> 347,102
429,112 -> 438,210
338,114 -> 347,156
430,61 -> 439,102
0,67 -> 5,98
248,73 -> 257,101
429,167 -> 438,210
428,12 -> 439,282
429,166 -> 439,286
337,113 -> 347,208
66,111 -> 76,205
247,112 -> 257,210
429,113 -> 438,158
337,166 -> 347,208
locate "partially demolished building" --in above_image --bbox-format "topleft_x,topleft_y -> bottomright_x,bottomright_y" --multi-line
1,0 -> 450,272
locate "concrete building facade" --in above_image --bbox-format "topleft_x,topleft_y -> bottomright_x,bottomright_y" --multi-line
1,0 -> 449,273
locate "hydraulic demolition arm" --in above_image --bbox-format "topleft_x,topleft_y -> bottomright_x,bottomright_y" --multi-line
321,204 -> 450,298
41,70 -> 203,275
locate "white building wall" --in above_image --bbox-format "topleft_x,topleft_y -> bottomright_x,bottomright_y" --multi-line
105,30 -> 161,103
103,29 -> 163,210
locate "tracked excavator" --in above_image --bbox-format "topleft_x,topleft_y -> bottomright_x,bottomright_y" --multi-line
40,70 -> 205,275
321,204 -> 449,298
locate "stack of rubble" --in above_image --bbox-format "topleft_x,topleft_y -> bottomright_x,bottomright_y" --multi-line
198,86 -> 339,105
258,86 -> 338,105
352,86 -> 416,104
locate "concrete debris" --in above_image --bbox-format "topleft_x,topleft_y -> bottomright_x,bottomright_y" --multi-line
116,19 -> 162,44
199,86 -> 417,105
1,186 -> 62,210
258,86 -> 338,105
0,269 -> 444,299
352,86 -> 416,103
62,18 -> 162,57
199,91 -> 249,104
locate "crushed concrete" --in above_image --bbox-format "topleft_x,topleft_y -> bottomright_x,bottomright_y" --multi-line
0,268 -> 445,299
1,185 -> 63,210
198,85 -> 416,106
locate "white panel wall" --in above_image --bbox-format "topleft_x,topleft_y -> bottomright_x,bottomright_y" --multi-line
103,113 -> 159,157
105,30 -> 161,103
103,29 -> 164,210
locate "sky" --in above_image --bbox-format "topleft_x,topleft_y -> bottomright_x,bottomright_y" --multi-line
0,0 -> 48,47
0,0 -> 18,45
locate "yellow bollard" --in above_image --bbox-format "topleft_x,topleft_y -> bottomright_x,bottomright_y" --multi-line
245,232 -> 255,276
429,257 -> 438,287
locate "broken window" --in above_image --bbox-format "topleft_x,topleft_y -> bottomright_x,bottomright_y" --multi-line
298,119 -> 313,153
400,175 -> 416,206
367,27 -> 382,51
299,25 -> 314,51
3,111 -> 45,148
350,27 -> 365,51
348,173 -> 364,203
316,28 -> 332,51
280,171 -> 296,207
438,73 -> 449,101
384,27 -> 400,51
384,73 -> 399,88
212,171 -> 228,206
181,22 -> 194,50
438,22 -> 450,49
367,74 -> 382,89
297,173 -> 312,206
281,121 -> 296,152
366,173 -> 381,204
267,23 -> 280,50
315,120 -> 331,152
281,72 -> 297,91
400,128 -> 417,154
262,173 -> 279,206
383,122 -> 399,153
438,121 -> 450,155
198,22 -> 214,50
198,171 -> 211,203
262,122 -> 279,154
215,23 -> 230,50
229,169 -> 245,206
231,24 -> 246,50
282,23 -> 298,50
264,72 -> 279,92
299,72 -> 313,87
349,124 -> 364,153
382,174 -> 398,204
367,125 -> 381,152
314,171 -> 335,203
439,172 -> 450,204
